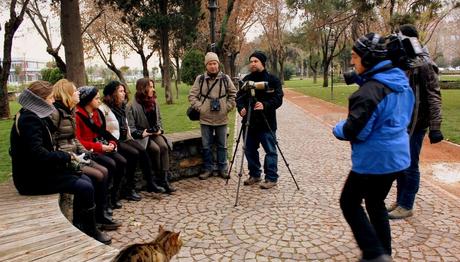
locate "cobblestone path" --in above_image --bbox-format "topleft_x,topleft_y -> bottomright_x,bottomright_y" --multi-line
110,100 -> 460,261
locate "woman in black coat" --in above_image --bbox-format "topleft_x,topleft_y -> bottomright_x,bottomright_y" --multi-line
10,80 -> 111,245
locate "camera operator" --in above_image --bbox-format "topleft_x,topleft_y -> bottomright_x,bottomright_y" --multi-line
333,33 -> 414,261
387,24 -> 444,219
236,51 -> 283,189
188,52 -> 237,180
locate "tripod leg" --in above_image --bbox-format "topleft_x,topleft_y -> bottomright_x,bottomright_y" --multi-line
261,114 -> 300,190
226,125 -> 244,185
235,103 -> 253,207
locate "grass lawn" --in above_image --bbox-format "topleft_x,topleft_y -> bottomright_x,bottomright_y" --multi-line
0,82 -> 236,183
285,78 -> 460,144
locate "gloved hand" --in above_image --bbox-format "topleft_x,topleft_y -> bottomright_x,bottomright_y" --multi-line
428,130 -> 444,144
71,152 -> 91,164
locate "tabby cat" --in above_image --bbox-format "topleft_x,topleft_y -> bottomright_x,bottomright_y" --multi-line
113,225 -> 182,262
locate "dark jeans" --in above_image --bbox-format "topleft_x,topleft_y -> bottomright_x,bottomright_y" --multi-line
200,124 -> 228,172
340,171 -> 399,260
118,139 -> 155,190
244,129 -> 278,182
396,129 -> 426,210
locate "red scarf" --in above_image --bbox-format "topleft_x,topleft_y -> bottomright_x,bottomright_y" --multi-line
143,95 -> 156,112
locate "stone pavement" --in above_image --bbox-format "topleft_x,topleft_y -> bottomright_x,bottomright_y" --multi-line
110,100 -> 460,261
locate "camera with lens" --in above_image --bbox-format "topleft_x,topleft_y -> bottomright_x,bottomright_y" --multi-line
94,137 -> 109,145
343,71 -> 359,85
147,126 -> 159,133
210,98 -> 221,111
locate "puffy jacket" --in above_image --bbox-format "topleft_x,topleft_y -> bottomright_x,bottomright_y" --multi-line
333,60 -> 414,174
236,70 -> 283,131
51,101 -> 88,154
188,72 -> 237,126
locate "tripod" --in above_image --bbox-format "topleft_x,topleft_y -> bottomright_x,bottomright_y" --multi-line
226,90 -> 300,207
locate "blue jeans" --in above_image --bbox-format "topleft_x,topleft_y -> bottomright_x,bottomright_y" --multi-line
201,124 -> 228,172
396,129 -> 426,210
245,129 -> 278,182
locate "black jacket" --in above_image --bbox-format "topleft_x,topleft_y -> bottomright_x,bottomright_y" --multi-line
407,51 -> 442,132
236,70 -> 283,131
10,109 -> 77,195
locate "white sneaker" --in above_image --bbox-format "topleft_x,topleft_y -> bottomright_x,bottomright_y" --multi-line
388,206 -> 413,219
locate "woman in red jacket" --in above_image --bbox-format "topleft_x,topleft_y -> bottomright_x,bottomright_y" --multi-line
75,86 -> 128,211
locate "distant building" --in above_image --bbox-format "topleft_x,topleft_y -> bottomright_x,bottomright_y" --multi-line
7,59 -> 46,85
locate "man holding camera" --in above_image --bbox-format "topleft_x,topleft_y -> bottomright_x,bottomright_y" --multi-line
388,24 -> 444,219
188,52 -> 237,180
236,51 -> 283,189
333,33 -> 414,262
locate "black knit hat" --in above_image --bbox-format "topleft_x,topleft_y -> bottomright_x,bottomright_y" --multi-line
249,51 -> 267,67
78,86 -> 99,106
352,32 -> 387,67
104,80 -> 122,96
399,24 -> 419,38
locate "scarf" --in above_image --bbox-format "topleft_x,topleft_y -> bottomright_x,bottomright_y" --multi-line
18,89 -> 55,118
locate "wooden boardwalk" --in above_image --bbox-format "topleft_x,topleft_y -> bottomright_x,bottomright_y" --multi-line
0,181 -> 118,261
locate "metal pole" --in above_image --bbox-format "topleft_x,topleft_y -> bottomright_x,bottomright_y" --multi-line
331,59 -> 334,100
208,0 -> 218,52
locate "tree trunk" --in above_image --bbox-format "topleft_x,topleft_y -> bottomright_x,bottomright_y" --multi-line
175,55 -> 181,84
60,0 -> 86,87
1,0 -> 30,119
158,53 -> 164,88
140,52 -> 149,77
279,59 -> 285,84
322,65 -> 329,87
159,0 -> 172,104
108,64 -> 126,84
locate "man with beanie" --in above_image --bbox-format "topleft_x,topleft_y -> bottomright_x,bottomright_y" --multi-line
387,24 -> 444,219
188,52 -> 237,180
236,51 -> 283,189
333,33 -> 414,262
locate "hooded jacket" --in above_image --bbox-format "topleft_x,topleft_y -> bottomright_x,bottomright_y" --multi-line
333,60 -> 415,174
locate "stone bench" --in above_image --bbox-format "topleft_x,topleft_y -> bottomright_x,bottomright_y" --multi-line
0,181 -> 119,261
164,129 -> 204,181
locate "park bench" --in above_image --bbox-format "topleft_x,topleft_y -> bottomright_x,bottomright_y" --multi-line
0,181 -> 119,262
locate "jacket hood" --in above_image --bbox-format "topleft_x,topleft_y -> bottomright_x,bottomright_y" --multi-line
369,60 -> 410,93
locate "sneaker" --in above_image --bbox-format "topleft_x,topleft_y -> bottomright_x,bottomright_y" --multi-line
199,171 -> 212,180
386,202 -> 398,212
388,206 -> 413,219
260,180 -> 277,189
243,176 -> 262,186
218,170 -> 230,179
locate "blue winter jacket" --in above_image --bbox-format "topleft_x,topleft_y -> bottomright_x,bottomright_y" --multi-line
333,60 -> 415,174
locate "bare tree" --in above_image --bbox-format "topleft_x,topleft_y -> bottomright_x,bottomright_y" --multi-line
1,0 -> 30,119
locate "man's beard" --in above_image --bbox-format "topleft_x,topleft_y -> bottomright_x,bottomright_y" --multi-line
207,72 -> 218,78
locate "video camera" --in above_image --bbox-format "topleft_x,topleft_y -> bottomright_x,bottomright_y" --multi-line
343,31 -> 424,85
386,32 -> 423,70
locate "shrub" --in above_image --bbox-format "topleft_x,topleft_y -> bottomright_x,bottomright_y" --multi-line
41,67 -> 64,84
283,64 -> 296,81
181,49 -> 205,85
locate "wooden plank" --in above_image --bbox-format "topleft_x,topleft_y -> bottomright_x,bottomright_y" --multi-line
0,217 -> 67,239
65,244 -> 118,262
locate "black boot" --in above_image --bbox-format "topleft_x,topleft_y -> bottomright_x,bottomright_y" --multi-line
96,206 -> 122,231
124,189 -> 142,201
159,171 -> 176,194
73,205 -> 112,245
147,172 -> 166,193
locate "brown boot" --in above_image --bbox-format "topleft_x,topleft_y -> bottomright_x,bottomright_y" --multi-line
243,176 -> 262,186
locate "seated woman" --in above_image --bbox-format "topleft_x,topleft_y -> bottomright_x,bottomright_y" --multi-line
100,80 -> 165,196
51,79 -> 120,230
75,86 -> 127,210
127,78 -> 176,194
10,81 -> 111,244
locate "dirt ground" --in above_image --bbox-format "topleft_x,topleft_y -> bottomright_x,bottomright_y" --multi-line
284,88 -> 460,198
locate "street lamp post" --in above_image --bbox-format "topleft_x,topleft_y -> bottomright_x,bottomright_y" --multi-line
208,0 -> 218,52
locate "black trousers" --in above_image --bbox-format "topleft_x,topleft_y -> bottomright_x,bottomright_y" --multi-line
93,152 -> 127,200
118,139 -> 155,189
340,171 -> 399,260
